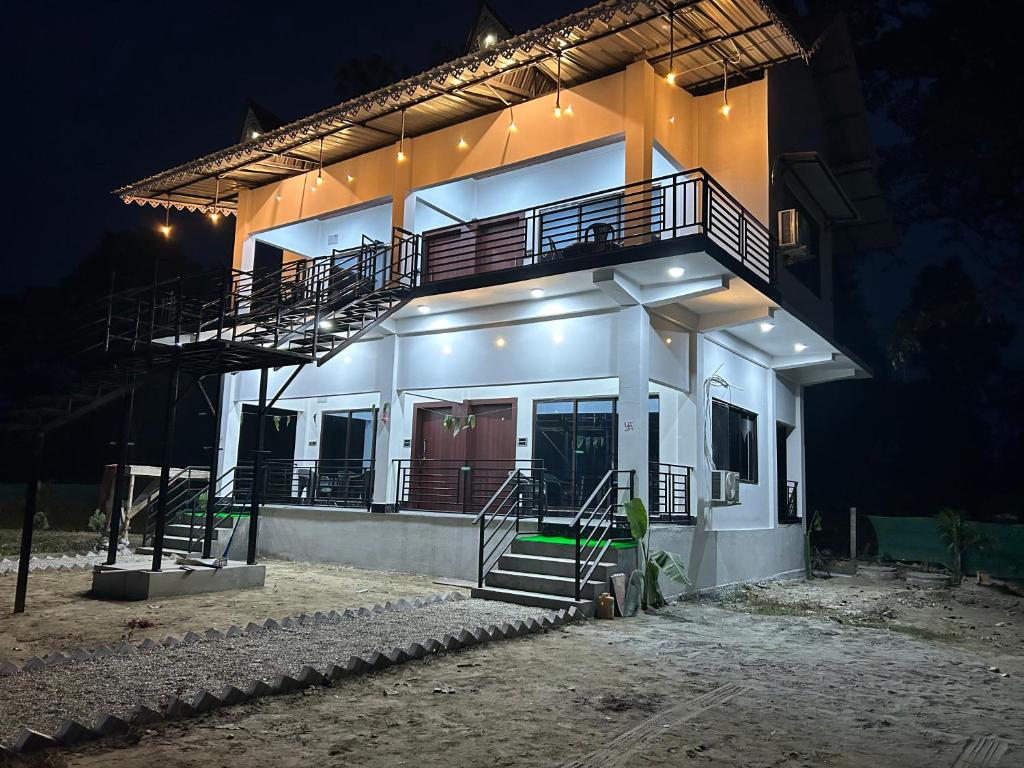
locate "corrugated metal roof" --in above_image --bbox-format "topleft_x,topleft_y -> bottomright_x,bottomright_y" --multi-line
116,0 -> 805,215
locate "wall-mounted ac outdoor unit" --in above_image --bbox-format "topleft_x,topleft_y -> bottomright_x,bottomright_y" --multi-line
777,208 -> 810,262
710,470 -> 740,506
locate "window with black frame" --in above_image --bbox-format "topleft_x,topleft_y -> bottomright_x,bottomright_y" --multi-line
711,400 -> 758,483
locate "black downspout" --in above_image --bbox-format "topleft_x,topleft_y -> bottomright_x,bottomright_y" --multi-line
247,367 -> 269,565
203,374 -> 225,559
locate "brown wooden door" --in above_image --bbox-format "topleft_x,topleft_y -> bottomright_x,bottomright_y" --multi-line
407,400 -> 516,513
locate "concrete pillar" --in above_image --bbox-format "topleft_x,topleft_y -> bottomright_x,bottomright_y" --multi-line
616,305 -> 651,504
624,60 -> 656,247
692,333 -> 710,528
373,333 -> 399,506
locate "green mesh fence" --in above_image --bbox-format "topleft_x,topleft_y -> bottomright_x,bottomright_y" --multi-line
868,516 -> 1024,579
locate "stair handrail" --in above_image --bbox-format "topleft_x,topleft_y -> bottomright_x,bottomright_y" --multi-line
572,469 -> 634,600
474,469 -> 534,588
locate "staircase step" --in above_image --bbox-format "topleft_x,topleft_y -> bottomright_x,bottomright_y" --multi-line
511,537 -> 633,563
166,524 -> 221,540
497,552 -> 618,580
485,569 -> 608,600
470,586 -> 594,616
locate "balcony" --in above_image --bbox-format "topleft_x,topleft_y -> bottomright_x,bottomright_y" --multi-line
402,168 -> 772,293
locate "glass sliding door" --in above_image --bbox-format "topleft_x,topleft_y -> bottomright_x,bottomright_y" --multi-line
534,399 -> 617,511
317,409 -> 374,504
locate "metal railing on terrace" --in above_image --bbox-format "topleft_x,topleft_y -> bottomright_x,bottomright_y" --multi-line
407,168 -> 772,287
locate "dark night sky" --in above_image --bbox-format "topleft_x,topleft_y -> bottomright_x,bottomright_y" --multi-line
1,0 -> 590,293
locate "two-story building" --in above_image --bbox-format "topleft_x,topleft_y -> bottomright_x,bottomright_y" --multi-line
116,0 -> 887,607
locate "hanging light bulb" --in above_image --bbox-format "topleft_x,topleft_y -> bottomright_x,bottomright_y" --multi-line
209,177 -> 221,223
564,104 -> 573,117
665,9 -> 676,85
457,137 -> 468,149
720,60 -> 731,117
507,106 -> 517,132
316,137 -> 324,184
553,53 -> 562,118
397,109 -> 407,161
159,199 -> 171,237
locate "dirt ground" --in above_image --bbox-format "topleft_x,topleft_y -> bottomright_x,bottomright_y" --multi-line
0,561 -> 465,665
3,573 -> 1021,767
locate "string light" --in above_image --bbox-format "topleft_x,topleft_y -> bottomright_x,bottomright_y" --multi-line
397,109 -> 406,161
457,137 -> 468,149
720,60 -> 731,117
666,9 -> 676,85
346,173 -> 355,182
508,105 -> 517,132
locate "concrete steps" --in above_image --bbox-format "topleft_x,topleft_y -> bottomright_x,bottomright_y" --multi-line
137,521 -> 236,558
473,534 -> 634,612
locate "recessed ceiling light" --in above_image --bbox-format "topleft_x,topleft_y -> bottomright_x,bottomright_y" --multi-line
552,332 -> 564,344
495,337 -> 507,348
759,322 -> 775,333
442,345 -> 452,355
794,343 -> 807,352
417,305 -> 431,314
343,355 -> 352,364
668,266 -> 685,278
530,288 -> 545,298
319,319 -> 333,330
664,337 -> 672,345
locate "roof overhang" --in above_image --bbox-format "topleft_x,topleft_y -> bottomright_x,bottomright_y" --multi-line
115,0 -> 806,216
779,151 -> 858,222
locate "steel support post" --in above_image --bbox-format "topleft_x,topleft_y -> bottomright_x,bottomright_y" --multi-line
202,375 -> 224,558
13,433 -> 45,614
107,384 -> 135,565
246,367 -> 269,565
151,362 -> 181,572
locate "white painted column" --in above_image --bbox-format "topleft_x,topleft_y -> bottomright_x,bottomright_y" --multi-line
692,334 -> 710,529
373,333 -> 399,506
616,305 -> 651,503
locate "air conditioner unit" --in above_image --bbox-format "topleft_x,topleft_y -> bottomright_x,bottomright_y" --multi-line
710,470 -> 740,505
777,208 -> 810,261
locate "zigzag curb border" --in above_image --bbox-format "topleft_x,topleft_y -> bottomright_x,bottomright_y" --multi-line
0,601 -> 584,756
0,592 -> 466,678
0,554 -> 106,575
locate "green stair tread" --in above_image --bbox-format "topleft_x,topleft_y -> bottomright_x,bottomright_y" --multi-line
519,535 -> 636,549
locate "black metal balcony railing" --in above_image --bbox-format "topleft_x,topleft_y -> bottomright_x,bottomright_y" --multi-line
411,168 -> 772,287
237,459 -> 374,510
393,458 -> 547,516
649,461 -> 694,524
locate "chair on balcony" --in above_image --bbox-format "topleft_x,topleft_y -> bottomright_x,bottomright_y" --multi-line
547,222 -> 622,262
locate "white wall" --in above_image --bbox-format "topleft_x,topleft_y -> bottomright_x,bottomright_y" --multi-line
253,201 -> 392,257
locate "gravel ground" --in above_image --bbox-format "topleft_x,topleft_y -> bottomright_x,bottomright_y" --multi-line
0,551 -> 150,575
0,597 -> 545,745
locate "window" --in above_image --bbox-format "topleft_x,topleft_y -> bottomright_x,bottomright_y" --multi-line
712,400 -> 758,483
539,193 -> 624,253
320,410 -> 374,466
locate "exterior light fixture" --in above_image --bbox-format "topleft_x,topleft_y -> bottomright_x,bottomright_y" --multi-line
553,53 -> 563,118
397,109 -> 407,161
668,266 -> 685,278
346,174 -> 355,183
316,137 -> 324,184
209,177 -> 221,223
794,343 -> 807,352
417,304 -> 431,314
530,288 -> 545,298
665,9 -> 676,85
495,337 -> 507,348
720,60 -> 731,117
664,337 -> 672,345
275,192 -> 282,201
552,331 -> 565,344
457,137 -> 468,149
669,115 -> 676,124
343,355 -> 352,364
251,130 -> 260,139
159,198 -> 171,237
319,319 -> 333,330
759,321 -> 775,333
483,33 -> 497,47
442,344 -> 452,355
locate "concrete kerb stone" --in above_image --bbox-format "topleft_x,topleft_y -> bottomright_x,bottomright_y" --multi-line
3,590 -> 561,755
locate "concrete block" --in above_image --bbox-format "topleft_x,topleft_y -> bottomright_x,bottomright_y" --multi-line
91,562 -> 266,600
219,685 -> 248,706
115,642 -> 138,655
280,617 -> 297,629
13,728 -> 58,752
298,665 -> 326,688
406,643 -> 428,659
91,645 -> 113,658
412,597 -> 426,608
191,689 -> 221,713
245,622 -> 263,635
138,638 -> 162,651
540,616 -> 554,629
205,629 -> 224,640
471,627 -> 489,643
163,696 -> 196,720
312,612 -> 328,625
43,653 -> 69,668
326,663 -> 349,682
182,631 -> 203,644
372,604 -> 386,614
366,652 -> 391,671
263,618 -> 281,631
70,648 -> 92,661
357,607 -> 371,617
272,674 -> 300,694
0,660 -> 19,676
333,610 -> 348,620
245,680 -> 272,698
525,618 -> 542,633
345,656 -> 370,674
92,714 -> 130,737
422,638 -> 443,654
130,703 -> 163,726
441,634 -> 463,651
383,601 -> 397,611
23,656 -> 47,672
386,648 -> 410,665
486,625 -> 503,641
226,625 -> 243,638
54,719 -> 97,747
297,613 -> 312,626
457,629 -> 477,646
162,636 -> 180,647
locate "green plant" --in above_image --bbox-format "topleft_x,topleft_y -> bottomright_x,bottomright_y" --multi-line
623,497 -> 689,611
33,508 -> 50,531
803,510 -> 822,579
936,508 -> 979,585
87,509 -> 107,535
